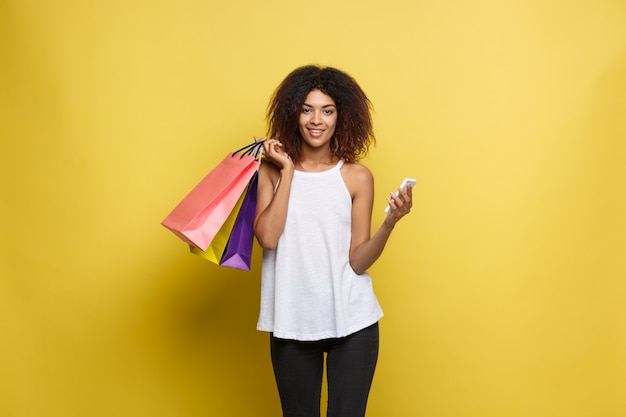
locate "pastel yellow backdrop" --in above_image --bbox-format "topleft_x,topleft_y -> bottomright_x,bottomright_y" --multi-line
1,0 -> 625,416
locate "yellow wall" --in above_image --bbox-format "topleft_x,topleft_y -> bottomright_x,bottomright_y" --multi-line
1,1 -> 625,416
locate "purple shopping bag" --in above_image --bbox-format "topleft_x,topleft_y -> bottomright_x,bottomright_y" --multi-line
219,171 -> 258,270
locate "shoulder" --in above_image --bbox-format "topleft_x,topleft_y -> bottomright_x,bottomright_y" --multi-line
259,158 -> 281,186
340,162 -> 374,197
342,162 -> 373,183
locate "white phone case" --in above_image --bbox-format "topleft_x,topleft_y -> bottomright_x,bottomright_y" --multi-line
385,178 -> 416,213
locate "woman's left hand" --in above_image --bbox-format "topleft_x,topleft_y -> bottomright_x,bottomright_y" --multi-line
385,183 -> 413,223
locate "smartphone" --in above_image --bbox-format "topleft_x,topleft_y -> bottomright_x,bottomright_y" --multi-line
385,178 -> 416,214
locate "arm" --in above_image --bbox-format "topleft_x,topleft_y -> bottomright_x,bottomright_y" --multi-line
346,165 -> 413,275
253,138 -> 295,250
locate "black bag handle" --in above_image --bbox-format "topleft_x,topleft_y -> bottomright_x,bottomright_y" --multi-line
232,140 -> 265,160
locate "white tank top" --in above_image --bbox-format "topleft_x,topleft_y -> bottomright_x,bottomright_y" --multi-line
257,160 -> 383,341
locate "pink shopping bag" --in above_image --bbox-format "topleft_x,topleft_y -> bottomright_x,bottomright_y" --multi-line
161,141 -> 263,251
189,179 -> 248,265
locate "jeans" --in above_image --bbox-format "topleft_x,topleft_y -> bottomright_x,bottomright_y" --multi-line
270,322 -> 379,417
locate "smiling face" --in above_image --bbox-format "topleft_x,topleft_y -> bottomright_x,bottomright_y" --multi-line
298,89 -> 338,151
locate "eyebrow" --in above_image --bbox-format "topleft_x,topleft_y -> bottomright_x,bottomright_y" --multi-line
302,103 -> 337,108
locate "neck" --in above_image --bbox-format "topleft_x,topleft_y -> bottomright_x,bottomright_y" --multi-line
295,157 -> 339,172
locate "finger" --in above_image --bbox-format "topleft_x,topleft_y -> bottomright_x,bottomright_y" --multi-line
267,139 -> 279,150
262,140 -> 272,156
273,142 -> 286,156
391,191 -> 412,214
398,187 -> 412,204
388,192 -> 401,211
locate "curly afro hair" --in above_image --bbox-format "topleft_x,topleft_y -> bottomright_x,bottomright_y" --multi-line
266,65 -> 375,164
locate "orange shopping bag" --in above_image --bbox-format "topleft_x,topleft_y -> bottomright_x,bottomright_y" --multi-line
161,141 -> 263,251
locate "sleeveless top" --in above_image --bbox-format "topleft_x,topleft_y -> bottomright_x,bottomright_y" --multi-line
256,160 -> 383,341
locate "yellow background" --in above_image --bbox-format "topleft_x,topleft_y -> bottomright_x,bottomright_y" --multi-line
1,1 -> 625,416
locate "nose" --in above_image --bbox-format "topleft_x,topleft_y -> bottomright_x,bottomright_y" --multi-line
311,110 -> 322,125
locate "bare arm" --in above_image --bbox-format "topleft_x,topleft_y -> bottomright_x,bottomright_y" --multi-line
345,165 -> 413,275
253,138 -> 295,250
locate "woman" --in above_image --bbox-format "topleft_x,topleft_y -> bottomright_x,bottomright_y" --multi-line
253,65 -> 413,417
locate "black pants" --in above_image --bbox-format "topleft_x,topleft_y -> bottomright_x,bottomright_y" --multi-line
270,323 -> 379,417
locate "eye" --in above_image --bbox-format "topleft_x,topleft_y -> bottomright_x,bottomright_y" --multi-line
323,109 -> 334,115
301,107 -> 312,113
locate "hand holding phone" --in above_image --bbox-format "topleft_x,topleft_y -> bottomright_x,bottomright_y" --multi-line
385,178 -> 416,214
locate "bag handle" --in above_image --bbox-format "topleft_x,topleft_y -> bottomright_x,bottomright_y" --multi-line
232,140 -> 265,160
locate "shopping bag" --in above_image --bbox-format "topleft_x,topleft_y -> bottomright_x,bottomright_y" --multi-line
219,171 -> 258,270
188,180 -> 248,264
161,141 -> 263,251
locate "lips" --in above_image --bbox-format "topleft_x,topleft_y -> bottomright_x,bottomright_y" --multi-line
308,129 -> 324,137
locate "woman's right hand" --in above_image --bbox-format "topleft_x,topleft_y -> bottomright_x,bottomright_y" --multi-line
254,136 -> 294,172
